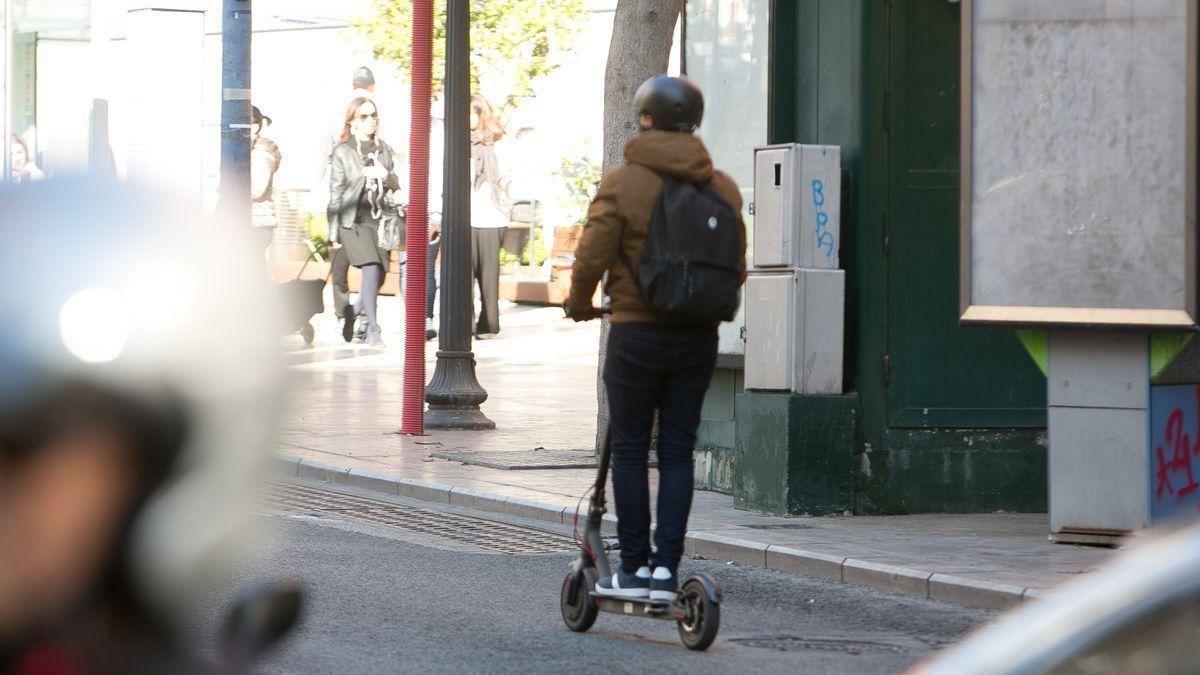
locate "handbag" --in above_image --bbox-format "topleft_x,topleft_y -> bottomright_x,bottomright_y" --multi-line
378,210 -> 405,251
356,138 -> 406,250
377,190 -> 406,251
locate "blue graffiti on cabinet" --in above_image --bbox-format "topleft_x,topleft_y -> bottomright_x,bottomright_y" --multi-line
811,179 -> 835,262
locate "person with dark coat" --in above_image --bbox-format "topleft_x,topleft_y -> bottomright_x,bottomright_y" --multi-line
328,97 -> 400,347
426,101 -> 445,341
565,76 -> 746,603
329,66 -> 384,329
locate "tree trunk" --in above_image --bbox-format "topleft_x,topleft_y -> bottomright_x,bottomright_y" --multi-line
594,0 -> 683,454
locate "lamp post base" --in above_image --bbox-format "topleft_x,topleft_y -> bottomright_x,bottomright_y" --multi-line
425,407 -> 496,430
424,348 -> 494,430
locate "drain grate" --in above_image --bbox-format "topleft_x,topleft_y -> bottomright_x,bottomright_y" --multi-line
265,483 -> 576,555
742,523 -> 816,530
730,636 -> 916,655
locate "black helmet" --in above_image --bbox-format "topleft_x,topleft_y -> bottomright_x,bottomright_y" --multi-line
633,76 -> 704,133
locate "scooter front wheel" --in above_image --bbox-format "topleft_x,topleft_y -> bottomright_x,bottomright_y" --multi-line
560,566 -> 598,632
676,577 -> 720,651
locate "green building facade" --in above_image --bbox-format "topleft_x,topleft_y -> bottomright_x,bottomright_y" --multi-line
688,0 -> 1048,515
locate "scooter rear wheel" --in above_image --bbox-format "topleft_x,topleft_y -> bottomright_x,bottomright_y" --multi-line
560,567 -> 598,632
676,577 -> 720,651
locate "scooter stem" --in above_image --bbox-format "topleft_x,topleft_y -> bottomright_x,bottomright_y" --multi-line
585,430 -> 614,580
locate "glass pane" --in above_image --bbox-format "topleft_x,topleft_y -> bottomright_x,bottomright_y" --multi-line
970,0 -> 1190,312
8,0 -> 92,179
686,0 -> 769,355
685,0 -> 768,204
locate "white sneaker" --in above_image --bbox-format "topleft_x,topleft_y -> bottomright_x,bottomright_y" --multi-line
594,566 -> 651,599
649,567 -> 677,602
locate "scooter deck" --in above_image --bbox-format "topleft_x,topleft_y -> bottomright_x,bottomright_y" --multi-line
590,595 -> 683,621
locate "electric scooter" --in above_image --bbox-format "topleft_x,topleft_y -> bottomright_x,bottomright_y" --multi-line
559,431 -> 721,650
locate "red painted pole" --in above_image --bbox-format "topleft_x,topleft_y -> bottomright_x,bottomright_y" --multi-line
401,0 -> 432,434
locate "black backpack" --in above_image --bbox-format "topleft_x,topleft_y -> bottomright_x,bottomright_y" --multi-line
620,172 -> 743,322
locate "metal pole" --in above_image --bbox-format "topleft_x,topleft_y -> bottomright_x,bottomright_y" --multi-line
2,0 -> 12,183
218,0 -> 251,228
401,0 -> 432,434
425,0 -> 494,430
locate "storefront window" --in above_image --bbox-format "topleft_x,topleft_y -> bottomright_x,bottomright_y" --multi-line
6,0 -> 92,180
686,0 -> 768,355
685,0 -> 768,208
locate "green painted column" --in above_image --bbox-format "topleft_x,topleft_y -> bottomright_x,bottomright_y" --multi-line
734,392 -> 858,515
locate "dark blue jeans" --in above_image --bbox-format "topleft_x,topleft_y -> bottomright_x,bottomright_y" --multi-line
604,322 -> 718,574
427,239 -> 439,319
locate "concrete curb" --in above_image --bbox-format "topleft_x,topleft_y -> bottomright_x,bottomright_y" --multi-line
273,455 -> 1035,610
842,559 -> 933,599
688,532 -> 768,567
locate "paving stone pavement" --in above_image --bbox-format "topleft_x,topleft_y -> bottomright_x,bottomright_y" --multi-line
276,295 -> 1115,609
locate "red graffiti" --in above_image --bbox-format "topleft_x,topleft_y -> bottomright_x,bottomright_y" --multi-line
1155,388 -> 1200,500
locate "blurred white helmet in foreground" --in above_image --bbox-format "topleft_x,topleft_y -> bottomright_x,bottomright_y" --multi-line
0,176 -> 283,634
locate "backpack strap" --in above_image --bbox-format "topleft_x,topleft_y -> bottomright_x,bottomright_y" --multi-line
615,163 -> 675,296
615,163 -> 717,293
617,236 -> 645,298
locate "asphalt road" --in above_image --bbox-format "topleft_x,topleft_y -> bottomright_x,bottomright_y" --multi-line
196,480 -> 995,674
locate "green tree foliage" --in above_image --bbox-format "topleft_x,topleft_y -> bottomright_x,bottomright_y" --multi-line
356,0 -> 588,109
558,149 -> 601,227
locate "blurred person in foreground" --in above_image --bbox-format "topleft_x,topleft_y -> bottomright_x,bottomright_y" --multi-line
0,177 -> 288,673
9,136 -> 45,184
328,97 -> 401,348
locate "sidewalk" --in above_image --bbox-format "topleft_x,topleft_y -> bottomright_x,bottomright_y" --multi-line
275,297 -> 1113,610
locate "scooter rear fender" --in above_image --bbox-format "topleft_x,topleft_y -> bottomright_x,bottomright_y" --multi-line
684,572 -> 722,605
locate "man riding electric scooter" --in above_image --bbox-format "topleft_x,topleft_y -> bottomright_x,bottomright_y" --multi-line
565,76 -> 747,604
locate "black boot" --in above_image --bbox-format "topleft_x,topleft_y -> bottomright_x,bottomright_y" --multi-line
341,304 -> 356,343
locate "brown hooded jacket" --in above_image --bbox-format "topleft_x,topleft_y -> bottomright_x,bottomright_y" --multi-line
567,130 -> 747,324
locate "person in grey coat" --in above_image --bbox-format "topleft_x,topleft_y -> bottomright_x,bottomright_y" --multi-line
328,97 -> 400,347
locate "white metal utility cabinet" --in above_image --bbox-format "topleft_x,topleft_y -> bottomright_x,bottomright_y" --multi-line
751,144 -> 841,270
744,269 -> 844,394
745,143 -> 844,395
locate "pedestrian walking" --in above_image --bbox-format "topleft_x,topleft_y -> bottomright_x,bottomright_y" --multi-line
250,106 -> 281,265
328,97 -> 401,348
469,94 -> 510,339
426,100 -> 445,342
565,76 -> 747,601
427,221 -> 440,341
328,66 -> 384,335
9,135 -> 45,183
